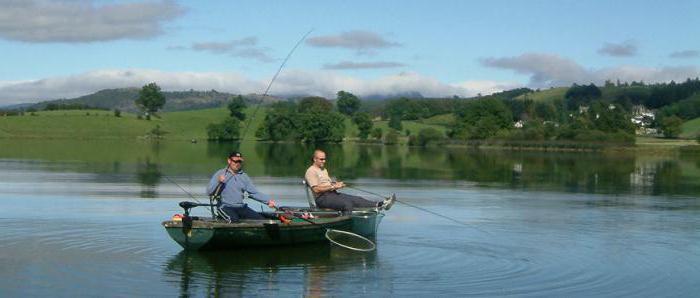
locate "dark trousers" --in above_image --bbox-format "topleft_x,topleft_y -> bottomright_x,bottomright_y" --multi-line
315,191 -> 378,212
219,205 -> 265,222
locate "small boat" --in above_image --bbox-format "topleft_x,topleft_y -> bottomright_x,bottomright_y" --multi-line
163,207 -> 384,250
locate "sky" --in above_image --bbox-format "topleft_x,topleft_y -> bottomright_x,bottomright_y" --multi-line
1,0 -> 699,105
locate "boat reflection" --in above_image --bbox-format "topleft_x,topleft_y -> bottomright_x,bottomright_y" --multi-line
163,243 -> 379,297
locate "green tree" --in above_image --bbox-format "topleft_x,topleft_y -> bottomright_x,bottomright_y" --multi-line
256,102 -> 299,141
565,83 -> 602,110
207,118 -> 241,141
409,128 -> 445,146
452,98 -> 512,140
298,96 -> 333,113
336,91 -> 361,116
660,116 -> 683,138
371,127 -> 383,140
352,112 -> 373,140
135,82 -> 166,118
384,129 -> 399,145
227,95 -> 247,121
298,111 -> 346,143
388,113 -> 403,131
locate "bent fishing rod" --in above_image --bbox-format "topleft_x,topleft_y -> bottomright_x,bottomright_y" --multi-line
164,29 -> 314,209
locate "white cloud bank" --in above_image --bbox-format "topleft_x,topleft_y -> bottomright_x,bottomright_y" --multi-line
480,53 -> 700,88
0,69 -> 508,105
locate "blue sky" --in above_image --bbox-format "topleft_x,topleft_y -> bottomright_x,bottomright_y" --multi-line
1,0 -> 699,105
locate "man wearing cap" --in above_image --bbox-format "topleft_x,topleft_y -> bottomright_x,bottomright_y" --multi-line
305,149 -> 395,212
207,151 -> 276,222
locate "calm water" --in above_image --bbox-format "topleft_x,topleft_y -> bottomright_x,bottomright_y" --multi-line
1,140 -> 699,297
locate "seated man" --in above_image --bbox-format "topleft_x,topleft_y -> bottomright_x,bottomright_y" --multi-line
305,149 -> 395,212
207,151 -> 276,222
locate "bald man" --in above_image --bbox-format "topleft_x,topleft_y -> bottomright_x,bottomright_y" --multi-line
305,149 -> 395,212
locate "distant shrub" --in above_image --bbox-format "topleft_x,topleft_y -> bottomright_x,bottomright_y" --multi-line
207,118 -> 241,141
371,127 -> 383,140
409,128 -> 445,146
384,129 -> 399,145
114,109 -> 121,117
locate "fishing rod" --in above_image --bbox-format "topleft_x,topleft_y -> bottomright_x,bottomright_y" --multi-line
164,30 -> 313,211
345,185 -> 492,235
239,28 -> 314,141
163,175 -> 204,204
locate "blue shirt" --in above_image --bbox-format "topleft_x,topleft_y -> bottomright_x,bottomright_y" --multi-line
206,168 -> 271,208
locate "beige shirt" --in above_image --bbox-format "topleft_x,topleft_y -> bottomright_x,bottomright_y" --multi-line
305,165 -> 332,197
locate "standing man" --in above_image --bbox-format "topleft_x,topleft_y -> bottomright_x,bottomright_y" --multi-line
207,151 -> 276,222
305,149 -> 395,212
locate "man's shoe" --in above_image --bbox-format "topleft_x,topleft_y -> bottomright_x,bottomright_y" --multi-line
382,194 -> 396,211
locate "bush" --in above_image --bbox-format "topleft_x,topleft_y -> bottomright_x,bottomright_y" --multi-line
148,125 -> 167,139
660,116 -> 683,138
114,109 -> 121,117
384,129 -> 399,145
371,127 -> 383,140
207,118 -> 241,141
409,128 -> 445,146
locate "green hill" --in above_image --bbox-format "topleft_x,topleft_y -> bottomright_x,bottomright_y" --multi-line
28,88 -> 284,113
0,107 -> 267,141
514,87 -> 567,102
681,117 -> 700,139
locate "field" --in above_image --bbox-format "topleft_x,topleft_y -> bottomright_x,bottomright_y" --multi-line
0,108 -> 265,141
0,107 -> 446,141
681,117 -> 700,139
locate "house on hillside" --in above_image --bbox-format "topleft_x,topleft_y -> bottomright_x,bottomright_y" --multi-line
630,105 -> 657,135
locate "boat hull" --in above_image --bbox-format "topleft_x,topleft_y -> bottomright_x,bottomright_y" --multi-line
163,209 -> 385,250
163,216 -> 353,250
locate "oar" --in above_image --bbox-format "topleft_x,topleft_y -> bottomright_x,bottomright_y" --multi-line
345,185 -> 492,235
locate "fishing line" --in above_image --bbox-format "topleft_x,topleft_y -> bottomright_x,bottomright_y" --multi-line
163,175 -> 204,204
345,185 -> 491,235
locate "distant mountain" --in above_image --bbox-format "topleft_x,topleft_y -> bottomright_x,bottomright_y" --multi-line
28,88 -> 284,112
0,102 -> 34,110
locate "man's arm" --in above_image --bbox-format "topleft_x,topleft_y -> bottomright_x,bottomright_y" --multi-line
241,174 -> 271,204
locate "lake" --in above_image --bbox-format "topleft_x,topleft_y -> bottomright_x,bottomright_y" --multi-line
1,140 -> 699,297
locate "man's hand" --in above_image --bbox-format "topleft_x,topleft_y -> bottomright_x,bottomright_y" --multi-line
218,175 -> 226,182
335,181 -> 346,189
268,199 -> 276,209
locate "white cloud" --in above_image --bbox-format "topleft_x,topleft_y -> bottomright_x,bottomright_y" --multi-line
0,0 -> 184,42
0,69 -> 512,105
598,40 -> 638,57
322,61 -> 406,70
670,50 -> 699,59
480,52 -> 700,87
306,30 -> 400,55
0,69 -> 262,104
480,53 -> 591,87
187,37 -> 274,62
451,80 -> 523,96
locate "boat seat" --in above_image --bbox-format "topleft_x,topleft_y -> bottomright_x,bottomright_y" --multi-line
302,179 -> 318,208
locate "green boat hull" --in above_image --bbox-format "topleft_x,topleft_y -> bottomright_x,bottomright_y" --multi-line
163,210 -> 384,250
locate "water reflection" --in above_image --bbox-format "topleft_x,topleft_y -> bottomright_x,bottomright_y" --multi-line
163,244 -> 380,297
1,139 -> 699,197
137,159 -> 161,198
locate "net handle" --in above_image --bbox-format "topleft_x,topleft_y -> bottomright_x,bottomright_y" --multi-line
325,229 -> 376,252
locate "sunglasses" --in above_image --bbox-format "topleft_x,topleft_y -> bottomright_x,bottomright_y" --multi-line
230,159 -> 244,164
